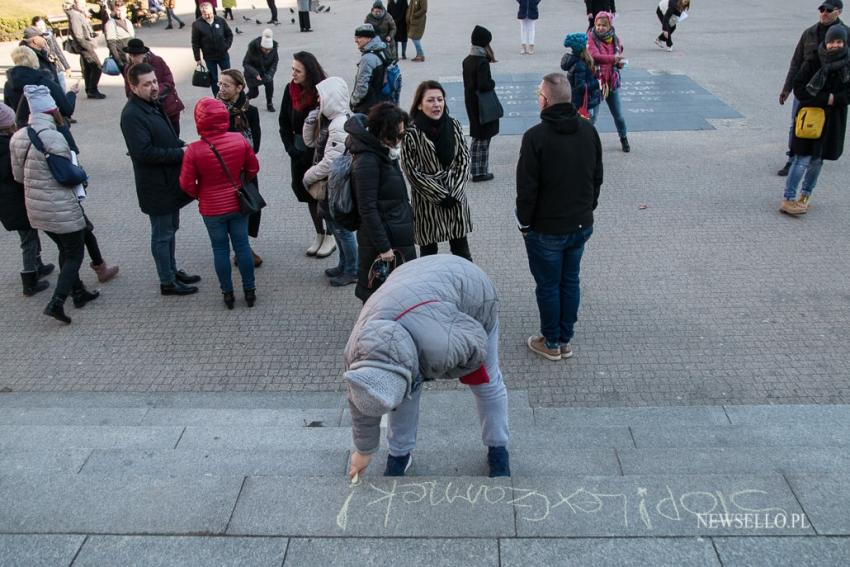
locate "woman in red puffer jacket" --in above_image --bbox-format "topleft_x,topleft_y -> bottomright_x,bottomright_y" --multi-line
180,96 -> 260,309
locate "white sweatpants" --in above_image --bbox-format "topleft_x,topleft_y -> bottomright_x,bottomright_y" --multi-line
520,19 -> 536,45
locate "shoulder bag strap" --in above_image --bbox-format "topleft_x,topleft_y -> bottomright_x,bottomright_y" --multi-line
202,137 -> 239,191
26,128 -> 48,154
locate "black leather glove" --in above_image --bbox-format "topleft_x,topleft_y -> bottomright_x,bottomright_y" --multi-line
439,195 -> 456,208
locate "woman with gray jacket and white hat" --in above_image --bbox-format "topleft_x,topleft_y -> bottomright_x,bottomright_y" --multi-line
344,254 -> 510,479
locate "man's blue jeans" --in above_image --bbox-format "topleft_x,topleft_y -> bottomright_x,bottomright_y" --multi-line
327,219 -> 358,277
207,55 -> 231,96
590,88 -> 628,139
784,154 -> 823,200
524,227 -> 593,346
202,212 -> 255,293
149,211 -> 180,285
412,38 -> 424,57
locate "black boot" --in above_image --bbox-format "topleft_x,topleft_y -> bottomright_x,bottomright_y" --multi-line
36,259 -> 55,278
777,161 -> 792,176
44,295 -> 71,324
223,291 -> 235,310
71,282 -> 100,308
244,288 -> 256,307
620,137 -> 631,153
21,272 -> 49,296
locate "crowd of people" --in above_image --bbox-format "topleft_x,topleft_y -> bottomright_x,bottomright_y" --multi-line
2,0 -> 849,476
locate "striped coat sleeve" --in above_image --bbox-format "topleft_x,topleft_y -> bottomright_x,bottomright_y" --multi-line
400,120 -> 471,203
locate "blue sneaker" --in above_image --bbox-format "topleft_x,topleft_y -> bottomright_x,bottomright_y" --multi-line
384,453 -> 412,476
488,446 -> 510,478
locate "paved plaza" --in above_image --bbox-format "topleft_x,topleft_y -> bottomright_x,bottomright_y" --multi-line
1,0 -> 850,564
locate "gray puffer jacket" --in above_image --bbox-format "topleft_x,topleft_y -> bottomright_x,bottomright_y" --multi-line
9,113 -> 85,234
344,254 -> 499,453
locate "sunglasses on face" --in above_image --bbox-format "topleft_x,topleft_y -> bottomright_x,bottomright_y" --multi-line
820,6 -> 835,13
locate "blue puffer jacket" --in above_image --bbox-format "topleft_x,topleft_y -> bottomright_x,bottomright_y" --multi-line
517,0 -> 540,20
561,53 -> 602,111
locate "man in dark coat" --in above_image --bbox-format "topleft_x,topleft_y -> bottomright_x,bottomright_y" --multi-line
243,30 -> 279,112
120,63 -> 200,296
778,0 -> 849,175
516,73 -> 602,362
462,25 -> 499,182
387,0 -> 408,59
191,2 -> 234,96
66,0 -> 105,99
121,39 -> 185,135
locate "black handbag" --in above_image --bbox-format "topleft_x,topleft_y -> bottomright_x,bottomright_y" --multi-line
192,64 -> 212,88
62,37 -> 80,55
26,128 -> 88,187
204,140 -> 266,216
477,89 -> 504,125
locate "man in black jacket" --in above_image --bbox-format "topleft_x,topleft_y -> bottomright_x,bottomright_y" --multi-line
516,72 -> 602,362
778,0 -> 849,175
192,2 -> 234,96
120,63 -> 200,296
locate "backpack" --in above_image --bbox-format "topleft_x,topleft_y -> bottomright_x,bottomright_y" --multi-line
327,148 -> 359,230
376,50 -> 402,104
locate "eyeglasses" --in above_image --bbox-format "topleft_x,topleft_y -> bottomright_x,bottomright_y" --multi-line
820,6 -> 835,13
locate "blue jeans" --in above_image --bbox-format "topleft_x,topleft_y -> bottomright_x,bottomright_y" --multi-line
412,38 -> 424,57
524,227 -> 593,346
387,318 -> 509,456
166,7 -> 184,26
148,211 -> 179,285
590,88 -> 628,139
327,219 -> 357,276
206,55 -> 231,96
202,212 -> 255,293
784,154 -> 823,200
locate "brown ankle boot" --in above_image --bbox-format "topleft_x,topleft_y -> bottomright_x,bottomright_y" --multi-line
252,250 -> 263,268
91,261 -> 119,282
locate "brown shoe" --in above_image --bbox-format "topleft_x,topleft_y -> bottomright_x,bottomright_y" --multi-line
527,335 -> 561,361
780,199 -> 805,216
560,343 -> 574,359
90,261 -> 119,283
797,194 -> 810,212
252,250 -> 263,268
412,55 -> 425,62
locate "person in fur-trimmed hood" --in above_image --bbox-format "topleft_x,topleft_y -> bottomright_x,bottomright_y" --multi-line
344,254 -> 510,479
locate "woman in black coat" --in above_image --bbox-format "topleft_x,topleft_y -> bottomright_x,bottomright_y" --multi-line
387,0 -> 409,59
462,25 -> 499,182
0,104 -> 53,296
781,25 -> 850,215
345,104 -> 416,302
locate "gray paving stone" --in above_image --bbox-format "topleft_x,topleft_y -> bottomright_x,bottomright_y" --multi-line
725,405 -> 850,427
630,425 -> 850,448
0,407 -> 148,426
73,536 -> 288,567
534,406 -> 729,427
0,535 -> 85,567
0,426 -> 184,450
340,406 -> 535,428
500,538 -> 721,567
713,537 -> 850,567
0,449 -> 91,474
0,473 -> 243,534
0,392 -> 344,409
0,393 -> 163,409
618,448 -> 850,475
510,475 -> 811,537
417,389 -> 530,409
140,408 -> 342,427
81,449 -> 349,477
786,475 -> 850,535
411,426 -> 635,450
228,476 -> 516,537
283,538 -> 498,567
176,426 -> 352,450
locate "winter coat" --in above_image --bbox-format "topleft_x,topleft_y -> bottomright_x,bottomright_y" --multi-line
400,118 -> 472,245
0,134 -> 32,232
45,32 -> 70,72
586,0 -> 616,16
783,19 -> 850,94
180,98 -> 260,217
297,0 -> 310,11
191,16 -> 233,62
66,7 -> 99,65
18,43 -> 60,84
516,103 -> 602,235
243,37 -> 279,89
351,36 -> 389,114
4,66 -> 76,128
9,113 -> 86,234
561,53 -> 602,111
104,17 -> 135,66
657,0 -> 686,32
388,0 -> 408,43
122,52 -> 185,120
791,56 -> 850,161
345,254 -> 499,453
462,50 -> 499,139
224,93 -> 261,153
345,114 -> 417,302
517,0 -> 540,20
587,30 -> 623,91
302,77 -> 351,188
365,10 -> 398,60
406,0 -> 427,40
120,95 -> 191,215
279,81 -> 318,201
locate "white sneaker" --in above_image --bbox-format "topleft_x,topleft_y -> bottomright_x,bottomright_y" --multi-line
528,44 -> 535,55
306,233 -> 323,256
315,234 -> 337,258
521,44 -> 527,55
654,38 -> 666,49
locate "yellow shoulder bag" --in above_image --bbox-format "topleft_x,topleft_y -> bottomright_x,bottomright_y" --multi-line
795,107 -> 826,139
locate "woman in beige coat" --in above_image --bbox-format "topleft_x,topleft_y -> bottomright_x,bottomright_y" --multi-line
406,0 -> 427,61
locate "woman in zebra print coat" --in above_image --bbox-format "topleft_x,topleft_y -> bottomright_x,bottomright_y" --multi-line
400,81 -> 473,261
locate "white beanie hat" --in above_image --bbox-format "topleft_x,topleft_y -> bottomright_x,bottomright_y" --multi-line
261,29 -> 273,49
24,85 -> 56,115
345,364 -> 408,417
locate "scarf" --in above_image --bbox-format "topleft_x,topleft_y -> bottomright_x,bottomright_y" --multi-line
413,109 -> 455,168
289,81 -> 317,112
220,91 -> 254,147
807,45 -> 850,96
470,45 -> 487,58
592,27 -> 616,44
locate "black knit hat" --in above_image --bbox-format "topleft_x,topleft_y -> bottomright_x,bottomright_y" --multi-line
471,25 -> 492,48
372,0 -> 385,10
820,0 -> 844,11
355,23 -> 377,38
826,24 -> 848,44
